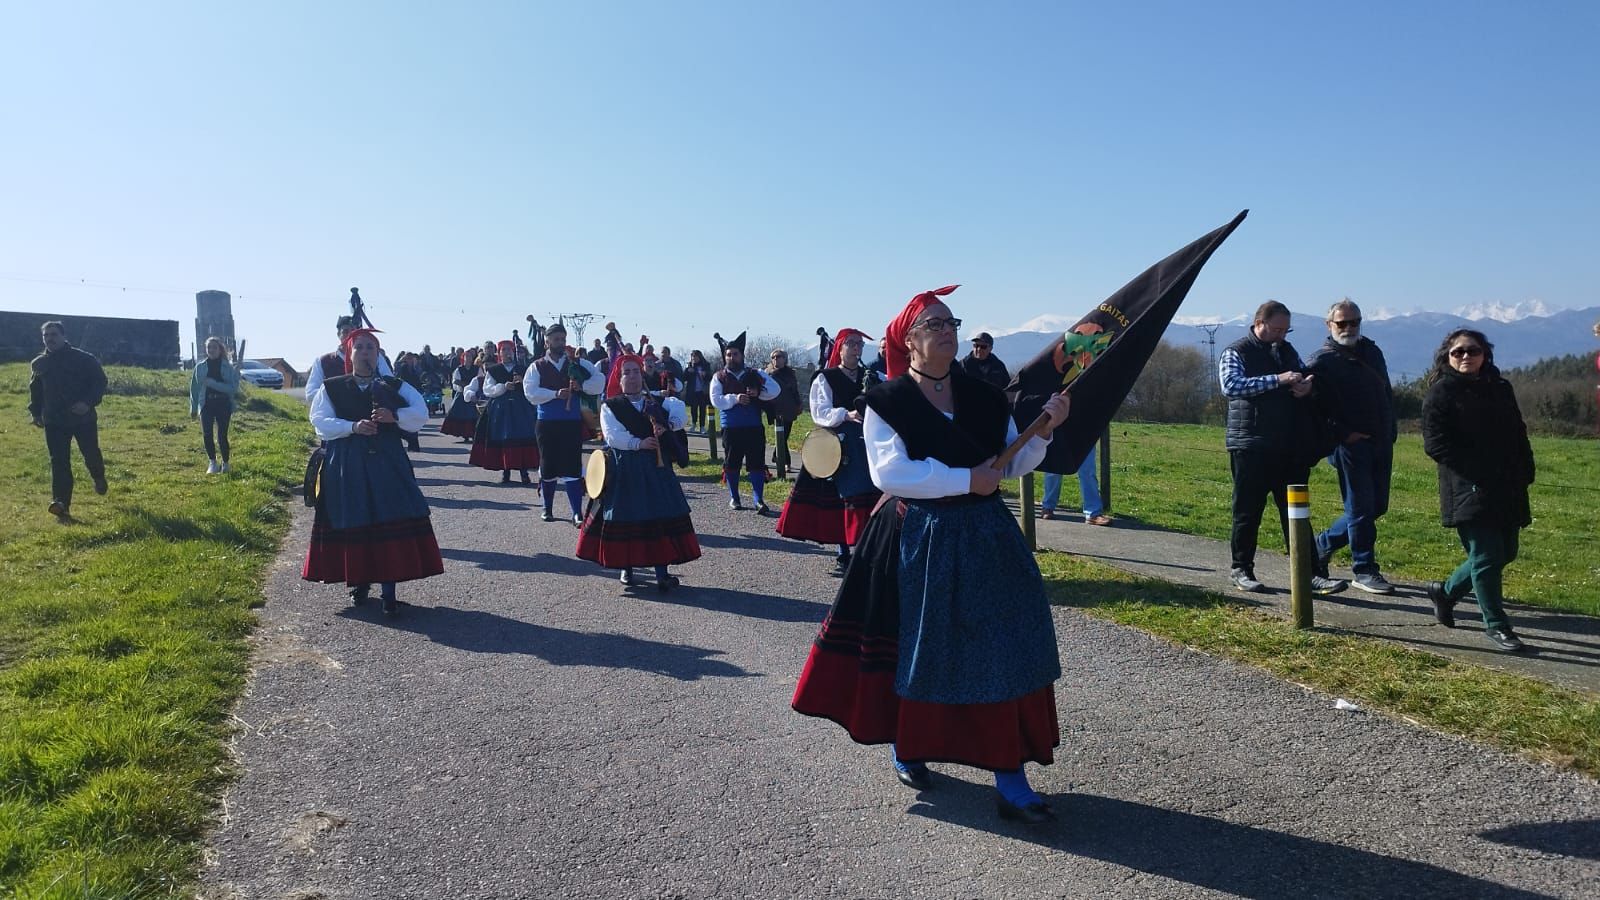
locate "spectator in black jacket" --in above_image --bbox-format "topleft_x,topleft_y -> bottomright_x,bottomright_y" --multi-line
1421,329 -> 1535,652
1218,301 -> 1345,595
1307,298 -> 1398,595
960,332 -> 1010,390
29,321 -> 109,519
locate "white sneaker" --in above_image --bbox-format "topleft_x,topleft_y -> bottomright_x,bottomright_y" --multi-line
220,462 -> 231,474
206,460 -> 220,475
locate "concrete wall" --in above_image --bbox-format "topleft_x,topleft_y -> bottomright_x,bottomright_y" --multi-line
195,289 -> 236,357
1,311 -> 181,368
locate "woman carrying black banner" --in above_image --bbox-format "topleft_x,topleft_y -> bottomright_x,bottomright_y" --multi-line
791,286 -> 1070,825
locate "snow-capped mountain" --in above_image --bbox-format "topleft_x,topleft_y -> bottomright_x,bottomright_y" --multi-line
1451,299 -> 1561,323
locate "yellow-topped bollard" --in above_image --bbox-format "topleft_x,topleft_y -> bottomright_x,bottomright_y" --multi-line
1287,483 -> 1313,629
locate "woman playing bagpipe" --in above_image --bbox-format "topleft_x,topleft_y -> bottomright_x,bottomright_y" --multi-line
440,348 -> 481,441
469,339 -> 541,485
776,328 -> 882,569
576,355 -> 701,592
302,329 -> 444,615
790,286 -> 1071,825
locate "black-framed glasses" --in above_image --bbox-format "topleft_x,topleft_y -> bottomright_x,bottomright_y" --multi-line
1329,318 -> 1362,329
915,316 -> 963,333
1448,345 -> 1483,358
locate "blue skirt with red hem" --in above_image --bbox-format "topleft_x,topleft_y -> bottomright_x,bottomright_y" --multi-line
791,497 -> 1060,770
576,447 -> 701,568
470,394 -> 540,470
776,469 -> 847,544
302,433 -> 444,586
440,395 -> 478,437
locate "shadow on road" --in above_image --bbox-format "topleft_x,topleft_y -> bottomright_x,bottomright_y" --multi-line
640,584 -> 828,624
429,497 -> 529,512
696,532 -> 833,555
345,604 -> 756,681
1480,818 -> 1600,861
908,787 -> 1552,899
441,547 -> 602,578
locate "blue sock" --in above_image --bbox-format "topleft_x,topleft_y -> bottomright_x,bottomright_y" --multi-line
726,476 -> 741,504
837,544 -> 850,559
564,480 -> 584,517
379,582 -> 396,602
654,564 -> 670,579
891,744 -> 928,775
994,768 -> 1041,807
542,481 -> 556,516
750,471 -> 766,505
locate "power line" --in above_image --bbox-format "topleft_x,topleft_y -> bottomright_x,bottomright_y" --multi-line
1195,323 -> 1224,395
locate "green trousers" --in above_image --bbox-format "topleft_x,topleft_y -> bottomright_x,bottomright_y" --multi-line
1442,523 -> 1519,630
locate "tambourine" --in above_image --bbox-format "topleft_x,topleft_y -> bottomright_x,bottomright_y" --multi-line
800,428 -> 843,478
584,447 -> 611,499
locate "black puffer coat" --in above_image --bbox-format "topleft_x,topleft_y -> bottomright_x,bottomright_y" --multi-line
1421,366 -> 1535,528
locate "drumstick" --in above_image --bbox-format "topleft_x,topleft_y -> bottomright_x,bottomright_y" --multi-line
991,390 -> 1069,471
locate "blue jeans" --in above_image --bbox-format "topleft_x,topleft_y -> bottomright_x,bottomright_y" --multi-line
1040,448 -> 1101,518
1315,439 -> 1392,575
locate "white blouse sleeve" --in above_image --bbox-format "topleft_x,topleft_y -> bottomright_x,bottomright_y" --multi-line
395,382 -> 429,433
809,375 -> 850,429
303,357 -> 327,402
309,386 -> 355,442
480,368 -> 509,399
709,371 -> 735,411
463,375 -> 482,403
862,407 -> 970,499
600,402 -> 642,451
999,416 -> 1052,478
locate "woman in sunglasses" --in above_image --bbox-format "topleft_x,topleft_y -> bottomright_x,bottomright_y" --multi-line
1421,329 -> 1535,652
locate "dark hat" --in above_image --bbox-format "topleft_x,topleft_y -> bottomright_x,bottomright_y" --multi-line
335,314 -> 357,333
972,332 -> 994,346
546,322 -> 567,336
722,331 -> 747,354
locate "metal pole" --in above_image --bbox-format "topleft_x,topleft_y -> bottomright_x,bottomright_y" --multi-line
1288,483 -> 1314,629
708,418 -> 720,463
1099,426 -> 1112,514
1021,472 -> 1037,550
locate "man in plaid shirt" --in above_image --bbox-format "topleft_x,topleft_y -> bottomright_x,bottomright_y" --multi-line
1219,301 -> 1346,595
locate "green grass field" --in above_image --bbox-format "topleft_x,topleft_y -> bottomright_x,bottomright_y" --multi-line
0,363 -> 310,897
1092,423 -> 1598,616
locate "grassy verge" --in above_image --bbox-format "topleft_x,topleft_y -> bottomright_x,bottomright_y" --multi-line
0,363 -> 310,897
1075,423 -> 1598,616
1040,551 -> 1600,777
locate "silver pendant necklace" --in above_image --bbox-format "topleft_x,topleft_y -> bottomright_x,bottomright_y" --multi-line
909,366 -> 951,392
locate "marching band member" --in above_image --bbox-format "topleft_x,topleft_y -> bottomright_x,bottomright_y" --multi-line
709,331 -> 780,513
469,340 -> 541,484
525,323 -> 604,524
791,286 -> 1071,825
302,329 -> 444,614
576,355 -> 701,590
776,329 -> 882,569
440,349 -> 481,442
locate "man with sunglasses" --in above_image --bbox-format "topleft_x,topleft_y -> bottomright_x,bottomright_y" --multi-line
961,332 -> 1011,391
1307,298 -> 1398,594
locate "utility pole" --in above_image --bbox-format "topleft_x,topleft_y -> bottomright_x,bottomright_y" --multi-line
1197,323 -> 1223,395
553,312 -> 600,347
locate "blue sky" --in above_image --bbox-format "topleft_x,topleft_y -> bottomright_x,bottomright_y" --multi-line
2,1 -> 1596,365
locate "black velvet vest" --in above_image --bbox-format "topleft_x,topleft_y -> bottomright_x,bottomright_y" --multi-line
486,362 -> 525,399
323,375 -> 405,438
821,367 -> 868,413
863,370 -> 1008,468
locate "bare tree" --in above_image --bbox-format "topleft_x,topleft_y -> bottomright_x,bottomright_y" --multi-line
1120,340 -> 1212,423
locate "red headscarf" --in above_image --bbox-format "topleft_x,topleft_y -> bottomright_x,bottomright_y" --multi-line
340,328 -> 383,374
882,285 -> 959,379
826,328 -> 875,369
606,353 -> 646,398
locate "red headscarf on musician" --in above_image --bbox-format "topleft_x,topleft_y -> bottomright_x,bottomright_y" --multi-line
881,285 -> 959,379
605,353 -> 646,398
340,328 -> 383,374
826,328 -> 876,369
496,340 -> 517,365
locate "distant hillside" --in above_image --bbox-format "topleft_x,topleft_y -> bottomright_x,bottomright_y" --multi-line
986,306 -> 1600,382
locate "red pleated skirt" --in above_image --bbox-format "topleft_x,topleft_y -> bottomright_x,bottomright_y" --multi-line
302,516 -> 445,585
576,515 -> 702,568
792,640 -> 1058,770
440,416 -> 477,438
469,440 -> 541,471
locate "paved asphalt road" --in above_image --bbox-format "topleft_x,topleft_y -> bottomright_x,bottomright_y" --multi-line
202,428 -> 1600,899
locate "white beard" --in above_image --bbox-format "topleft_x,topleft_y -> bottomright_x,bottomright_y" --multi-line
1333,332 -> 1360,347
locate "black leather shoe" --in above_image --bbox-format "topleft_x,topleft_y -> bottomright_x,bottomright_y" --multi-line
656,574 -> 681,593
349,588 -> 369,606
541,510 -> 555,522
1426,581 -> 1456,627
93,476 -> 108,496
620,568 -> 635,586
1486,626 -> 1525,652
756,503 -> 773,517
381,596 -> 398,615
996,796 -> 1055,824
895,766 -> 933,791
